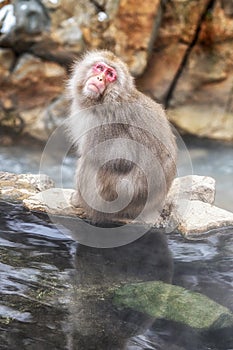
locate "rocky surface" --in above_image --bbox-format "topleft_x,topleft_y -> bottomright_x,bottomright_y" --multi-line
0,171 -> 232,238
0,171 -> 54,201
138,0 -> 233,141
175,200 -> 233,237
23,187 -> 85,218
165,175 -> 216,205
0,0 -> 233,142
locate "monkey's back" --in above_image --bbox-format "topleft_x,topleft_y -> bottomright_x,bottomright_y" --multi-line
69,92 -> 177,223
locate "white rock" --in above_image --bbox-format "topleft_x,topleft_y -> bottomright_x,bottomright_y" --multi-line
167,175 -> 216,205
0,172 -> 54,201
0,171 -> 230,239
175,200 -> 233,237
23,188 -> 85,217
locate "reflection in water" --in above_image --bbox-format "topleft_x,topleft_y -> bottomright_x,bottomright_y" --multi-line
66,230 -> 173,349
0,202 -> 73,350
0,202 -> 232,349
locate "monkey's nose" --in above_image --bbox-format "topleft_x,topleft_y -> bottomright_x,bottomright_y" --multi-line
97,73 -> 105,82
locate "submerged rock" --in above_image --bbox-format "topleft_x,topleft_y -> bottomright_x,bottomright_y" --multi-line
113,281 -> 233,330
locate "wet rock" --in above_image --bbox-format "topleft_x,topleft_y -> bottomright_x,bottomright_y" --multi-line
163,176 -> 233,237
174,200 -> 233,237
0,172 -> 54,201
166,175 -> 216,205
162,175 -> 217,233
0,172 -> 232,239
23,175 -> 217,224
23,187 -> 85,217
20,173 -> 233,238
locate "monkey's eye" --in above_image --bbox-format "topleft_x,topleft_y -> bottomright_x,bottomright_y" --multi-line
95,64 -> 104,72
107,70 -> 113,78
106,69 -> 117,82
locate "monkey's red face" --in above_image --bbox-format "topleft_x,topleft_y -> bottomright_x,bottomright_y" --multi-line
85,62 -> 117,96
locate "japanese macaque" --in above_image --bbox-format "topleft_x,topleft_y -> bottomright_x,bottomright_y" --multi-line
67,50 -> 177,224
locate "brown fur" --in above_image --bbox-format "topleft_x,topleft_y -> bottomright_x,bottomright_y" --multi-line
66,50 -> 177,223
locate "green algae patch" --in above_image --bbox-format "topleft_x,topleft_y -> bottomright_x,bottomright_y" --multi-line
113,281 -> 233,329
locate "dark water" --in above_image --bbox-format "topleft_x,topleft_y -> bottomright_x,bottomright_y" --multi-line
0,136 -> 233,349
0,201 -> 232,350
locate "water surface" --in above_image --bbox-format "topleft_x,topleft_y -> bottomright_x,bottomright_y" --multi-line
0,202 -> 232,349
0,136 -> 232,349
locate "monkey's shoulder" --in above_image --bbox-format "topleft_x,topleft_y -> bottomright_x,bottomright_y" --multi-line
112,90 -> 167,121
134,91 -> 165,113
106,91 -> 170,136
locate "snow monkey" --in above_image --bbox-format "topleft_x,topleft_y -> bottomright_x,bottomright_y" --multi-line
67,50 -> 177,224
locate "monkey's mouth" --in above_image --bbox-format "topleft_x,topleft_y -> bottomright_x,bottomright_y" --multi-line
87,83 -> 101,94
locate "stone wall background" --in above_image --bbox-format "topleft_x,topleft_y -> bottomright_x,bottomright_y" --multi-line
0,0 -> 233,142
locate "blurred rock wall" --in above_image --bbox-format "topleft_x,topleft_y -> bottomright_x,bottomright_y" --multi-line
0,0 -> 233,142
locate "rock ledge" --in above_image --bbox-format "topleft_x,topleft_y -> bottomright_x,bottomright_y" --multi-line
1,172 -> 232,238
